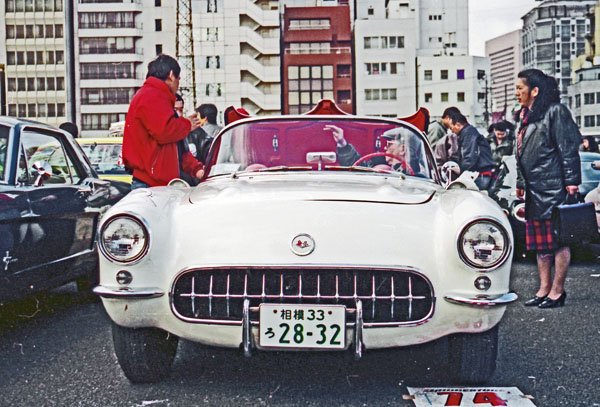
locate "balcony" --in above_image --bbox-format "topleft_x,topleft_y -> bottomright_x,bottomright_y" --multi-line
284,47 -> 351,55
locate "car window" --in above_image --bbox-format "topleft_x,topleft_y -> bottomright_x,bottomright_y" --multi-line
80,142 -> 127,176
18,131 -> 79,185
207,118 -> 433,180
0,125 -> 9,182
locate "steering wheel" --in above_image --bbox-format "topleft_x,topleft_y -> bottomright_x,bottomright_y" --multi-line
352,152 -> 414,176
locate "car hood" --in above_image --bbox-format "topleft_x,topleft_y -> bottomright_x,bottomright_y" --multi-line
189,172 -> 438,205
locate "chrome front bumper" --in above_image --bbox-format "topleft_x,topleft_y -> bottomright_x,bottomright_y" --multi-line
444,292 -> 518,307
93,285 -> 164,299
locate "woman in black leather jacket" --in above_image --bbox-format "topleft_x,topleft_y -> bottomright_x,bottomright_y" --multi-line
515,69 -> 581,309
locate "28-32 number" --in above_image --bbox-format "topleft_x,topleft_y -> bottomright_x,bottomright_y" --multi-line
278,323 -> 342,345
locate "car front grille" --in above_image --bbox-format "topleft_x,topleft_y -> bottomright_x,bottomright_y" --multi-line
171,267 -> 434,326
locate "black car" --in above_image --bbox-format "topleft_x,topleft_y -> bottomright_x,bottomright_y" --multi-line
0,117 -> 130,302
489,153 -> 600,257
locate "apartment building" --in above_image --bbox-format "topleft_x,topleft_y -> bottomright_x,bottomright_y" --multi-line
485,29 -> 522,117
76,0 -> 176,137
191,0 -> 280,118
282,0 -> 353,114
354,0 -> 417,117
417,55 -> 490,128
522,0 -> 596,100
2,0 -> 67,127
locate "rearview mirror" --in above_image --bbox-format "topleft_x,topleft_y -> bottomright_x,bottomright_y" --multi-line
306,152 -> 336,171
592,160 -> 600,170
440,161 -> 460,186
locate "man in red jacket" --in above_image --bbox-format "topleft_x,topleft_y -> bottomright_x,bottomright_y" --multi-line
123,54 -> 203,189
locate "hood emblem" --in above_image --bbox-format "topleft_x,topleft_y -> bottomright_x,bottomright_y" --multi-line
291,234 -> 315,256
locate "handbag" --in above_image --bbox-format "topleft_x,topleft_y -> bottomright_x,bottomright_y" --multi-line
551,193 -> 599,245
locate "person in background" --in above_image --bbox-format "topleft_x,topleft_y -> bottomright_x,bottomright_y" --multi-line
197,103 -> 222,139
580,135 -> 599,153
59,122 -> 79,138
443,107 -> 495,190
489,121 -> 514,168
123,54 -> 203,189
427,108 -> 458,148
515,68 -> 581,309
174,94 -> 185,118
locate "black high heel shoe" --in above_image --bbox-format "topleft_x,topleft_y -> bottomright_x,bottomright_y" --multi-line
538,291 -> 567,308
524,295 -> 547,306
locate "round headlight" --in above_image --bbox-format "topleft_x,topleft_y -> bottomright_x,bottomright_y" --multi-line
458,220 -> 509,269
100,215 -> 148,263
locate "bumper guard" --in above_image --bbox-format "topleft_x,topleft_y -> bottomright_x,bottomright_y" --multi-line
444,292 -> 518,307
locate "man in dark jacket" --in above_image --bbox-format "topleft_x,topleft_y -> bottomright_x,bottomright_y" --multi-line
123,55 -> 203,188
443,107 -> 495,190
489,121 -> 514,168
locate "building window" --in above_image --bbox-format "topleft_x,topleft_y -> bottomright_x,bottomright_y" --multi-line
205,56 -> 221,69
584,92 -> 595,105
80,37 -> 136,54
457,69 -> 465,80
18,78 -> 26,91
424,70 -> 432,81
367,7 -> 374,15
207,0 -> 217,12
155,19 -> 162,31
457,92 -> 465,102
441,92 -> 449,102
7,52 -> 16,65
289,19 -> 330,30
441,70 -> 448,80
207,27 -> 218,41
155,0 -> 161,6
477,70 -> 486,80
82,113 -> 127,131
575,94 -> 581,108
7,79 -> 16,92
337,90 -> 351,104
584,115 -> 595,127
576,116 -> 581,127
424,93 -> 432,103
337,65 -> 351,78
205,83 -> 222,97
364,36 -> 403,49
478,92 -> 486,103
288,65 -> 334,114
80,63 -> 136,80
8,105 -> 16,117
81,88 -> 137,105
156,44 -> 163,55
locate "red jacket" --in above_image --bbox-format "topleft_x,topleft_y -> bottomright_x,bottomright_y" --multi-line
123,77 -> 203,186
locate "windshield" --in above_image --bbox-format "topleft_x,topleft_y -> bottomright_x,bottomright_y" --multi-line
205,118 -> 435,180
79,141 -> 127,176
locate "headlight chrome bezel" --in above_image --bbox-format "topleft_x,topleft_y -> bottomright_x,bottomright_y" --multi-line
457,218 -> 511,271
99,213 -> 150,264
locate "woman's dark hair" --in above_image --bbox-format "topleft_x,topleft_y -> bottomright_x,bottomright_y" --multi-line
517,69 -> 560,121
146,54 -> 181,81
583,135 -> 599,152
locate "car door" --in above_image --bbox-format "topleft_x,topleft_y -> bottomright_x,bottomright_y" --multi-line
4,128 -> 97,289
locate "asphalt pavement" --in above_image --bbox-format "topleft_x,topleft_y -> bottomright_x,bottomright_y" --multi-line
0,258 -> 598,407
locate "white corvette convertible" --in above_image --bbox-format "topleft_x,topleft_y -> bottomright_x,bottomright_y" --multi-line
94,101 -> 517,384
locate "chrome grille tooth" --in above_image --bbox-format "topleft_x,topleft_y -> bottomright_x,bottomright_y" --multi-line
371,274 -> 376,300
191,276 -> 196,317
335,274 -> 339,301
280,274 -> 283,298
226,274 -> 230,318
298,273 -> 302,299
390,276 -> 395,319
261,274 -> 266,299
408,276 -> 413,320
353,273 -> 357,300
209,274 -> 213,317
317,274 -> 321,300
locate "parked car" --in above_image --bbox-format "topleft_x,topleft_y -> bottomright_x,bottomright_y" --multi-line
77,137 -> 131,183
94,101 -> 517,384
488,152 -> 600,256
0,117 -> 130,303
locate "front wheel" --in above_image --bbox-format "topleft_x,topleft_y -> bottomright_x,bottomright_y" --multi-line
448,324 -> 499,384
111,322 -> 179,383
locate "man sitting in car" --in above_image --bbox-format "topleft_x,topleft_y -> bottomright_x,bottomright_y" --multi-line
325,124 -> 423,176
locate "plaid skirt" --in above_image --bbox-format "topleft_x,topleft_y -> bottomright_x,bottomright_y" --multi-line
525,219 -> 557,251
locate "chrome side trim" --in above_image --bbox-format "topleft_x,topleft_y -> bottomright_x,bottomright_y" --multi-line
93,285 -> 164,299
444,292 -> 518,307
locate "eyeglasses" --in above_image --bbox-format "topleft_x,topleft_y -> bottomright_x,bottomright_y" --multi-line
385,141 -> 397,149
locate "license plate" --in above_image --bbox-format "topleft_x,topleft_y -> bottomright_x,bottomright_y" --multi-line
259,304 -> 346,349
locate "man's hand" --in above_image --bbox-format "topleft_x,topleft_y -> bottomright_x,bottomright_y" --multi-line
566,185 -> 579,195
195,168 -> 204,179
324,125 -> 347,147
188,114 -> 202,131
516,188 -> 524,200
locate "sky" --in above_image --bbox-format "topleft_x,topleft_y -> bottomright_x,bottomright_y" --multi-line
469,0 -> 539,56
